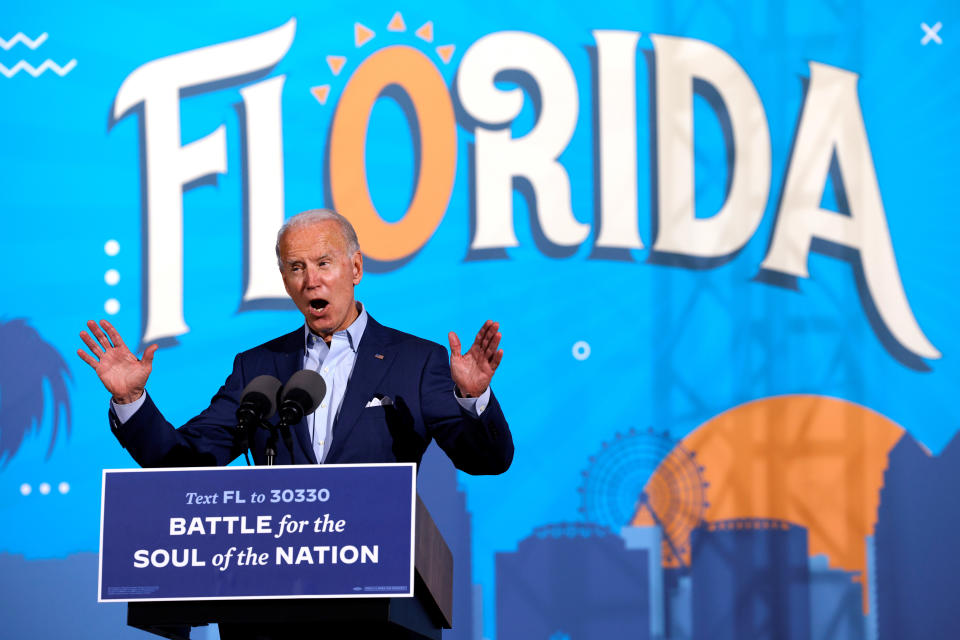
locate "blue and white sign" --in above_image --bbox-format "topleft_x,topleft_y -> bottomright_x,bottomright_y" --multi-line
98,463 -> 416,602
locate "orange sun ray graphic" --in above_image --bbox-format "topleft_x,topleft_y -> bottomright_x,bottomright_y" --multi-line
311,13 -> 457,106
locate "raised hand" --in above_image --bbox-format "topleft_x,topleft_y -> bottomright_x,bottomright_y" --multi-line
448,320 -> 503,398
77,319 -> 157,404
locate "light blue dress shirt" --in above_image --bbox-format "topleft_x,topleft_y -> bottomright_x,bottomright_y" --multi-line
302,305 -> 368,463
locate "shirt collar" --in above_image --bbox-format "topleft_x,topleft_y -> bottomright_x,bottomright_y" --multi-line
303,302 -> 368,353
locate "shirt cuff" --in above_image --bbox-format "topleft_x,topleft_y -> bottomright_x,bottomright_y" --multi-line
455,387 -> 491,417
111,392 -> 147,424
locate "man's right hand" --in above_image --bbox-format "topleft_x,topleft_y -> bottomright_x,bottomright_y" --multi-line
78,319 -> 157,404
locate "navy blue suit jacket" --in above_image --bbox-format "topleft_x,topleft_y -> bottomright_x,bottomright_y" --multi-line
110,316 -> 513,474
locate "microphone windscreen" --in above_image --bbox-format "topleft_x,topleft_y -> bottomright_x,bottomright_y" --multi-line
240,375 -> 282,418
282,369 -> 327,415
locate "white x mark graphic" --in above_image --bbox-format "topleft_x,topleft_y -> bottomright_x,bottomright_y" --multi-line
921,21 -> 943,45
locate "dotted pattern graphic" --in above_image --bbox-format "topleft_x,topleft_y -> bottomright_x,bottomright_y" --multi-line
19,481 -> 69,495
103,240 -> 120,315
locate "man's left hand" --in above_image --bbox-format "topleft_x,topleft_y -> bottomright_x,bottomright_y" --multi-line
448,320 -> 503,397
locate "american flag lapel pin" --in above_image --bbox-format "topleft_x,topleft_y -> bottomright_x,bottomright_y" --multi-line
374,353 -> 384,360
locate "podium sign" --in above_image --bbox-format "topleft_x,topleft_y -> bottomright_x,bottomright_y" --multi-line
99,463 -> 416,602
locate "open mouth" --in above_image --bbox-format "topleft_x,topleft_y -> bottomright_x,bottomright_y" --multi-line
309,299 -> 329,311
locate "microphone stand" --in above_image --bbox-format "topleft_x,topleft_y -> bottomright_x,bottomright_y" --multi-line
278,423 -> 295,461
237,410 -> 281,466
262,418 -> 296,466
235,413 -> 263,467
263,419 -> 279,466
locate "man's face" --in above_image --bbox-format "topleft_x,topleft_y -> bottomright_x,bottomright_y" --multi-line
279,220 -> 363,340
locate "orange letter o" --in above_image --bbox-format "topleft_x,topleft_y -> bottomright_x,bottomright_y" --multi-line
329,46 -> 457,262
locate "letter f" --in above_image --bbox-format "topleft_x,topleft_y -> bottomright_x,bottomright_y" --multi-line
112,19 -> 295,346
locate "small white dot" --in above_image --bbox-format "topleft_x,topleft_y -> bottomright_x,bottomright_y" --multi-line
39,482 -> 51,495
19,483 -> 31,496
58,482 -> 70,494
105,298 -> 120,315
104,239 -> 120,256
104,269 -> 120,285
572,340 -> 591,361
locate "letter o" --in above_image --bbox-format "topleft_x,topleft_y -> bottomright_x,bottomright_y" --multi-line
151,549 -> 170,568
329,45 -> 457,262
340,546 -> 359,564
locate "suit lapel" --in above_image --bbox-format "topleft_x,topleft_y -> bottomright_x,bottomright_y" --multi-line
326,316 -> 397,462
271,328 -> 317,464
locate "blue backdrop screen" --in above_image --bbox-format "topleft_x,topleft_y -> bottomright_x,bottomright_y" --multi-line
1,2 -> 958,639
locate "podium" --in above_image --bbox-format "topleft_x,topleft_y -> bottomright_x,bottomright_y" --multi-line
100,465 -> 452,640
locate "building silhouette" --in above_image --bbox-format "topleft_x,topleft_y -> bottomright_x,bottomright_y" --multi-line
622,524 -> 665,639
664,567 -> 693,640
418,443 -> 477,640
808,554 -> 865,640
497,522 -> 650,640
690,519 -> 811,640
864,536 -> 878,640
875,432 -> 960,639
0,553 -> 145,639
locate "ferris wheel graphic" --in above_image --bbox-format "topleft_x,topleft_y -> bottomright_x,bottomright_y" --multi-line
578,428 -> 709,567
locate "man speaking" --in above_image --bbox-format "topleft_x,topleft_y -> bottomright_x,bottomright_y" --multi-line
77,209 -> 513,474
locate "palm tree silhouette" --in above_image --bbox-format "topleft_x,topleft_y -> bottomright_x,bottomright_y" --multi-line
0,318 -> 71,465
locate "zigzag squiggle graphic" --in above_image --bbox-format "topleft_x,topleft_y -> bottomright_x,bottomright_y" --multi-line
0,59 -> 77,78
0,32 -> 48,50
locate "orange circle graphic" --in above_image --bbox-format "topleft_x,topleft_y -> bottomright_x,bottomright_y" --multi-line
636,395 -> 904,612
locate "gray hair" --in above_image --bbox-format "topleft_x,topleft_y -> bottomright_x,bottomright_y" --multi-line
275,209 -> 361,269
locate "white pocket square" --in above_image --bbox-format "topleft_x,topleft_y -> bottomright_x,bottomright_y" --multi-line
365,395 -> 392,408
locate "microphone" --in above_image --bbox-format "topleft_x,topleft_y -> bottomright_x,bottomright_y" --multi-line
236,375 -> 282,428
278,369 -> 327,428
236,375 -> 282,464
